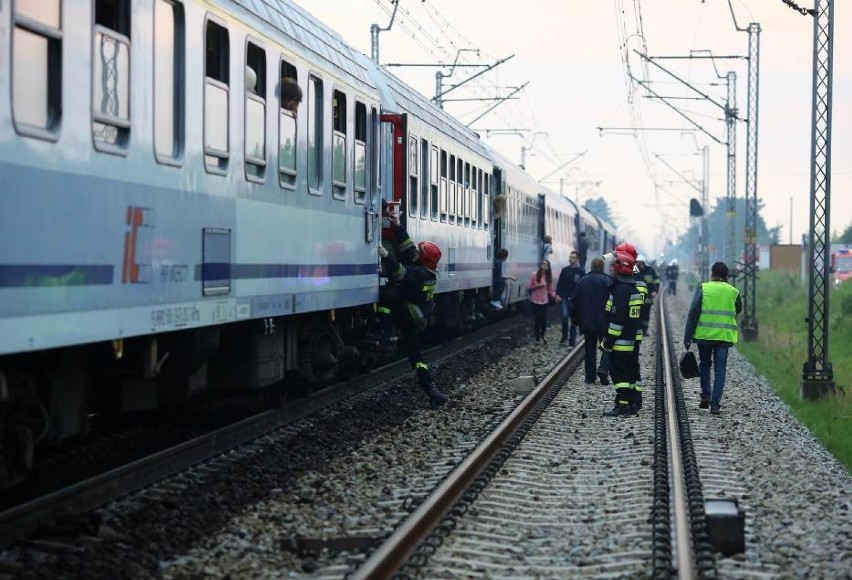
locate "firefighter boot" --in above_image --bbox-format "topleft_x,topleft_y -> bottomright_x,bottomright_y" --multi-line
631,385 -> 643,413
423,383 -> 448,409
417,368 -> 448,409
604,389 -> 635,417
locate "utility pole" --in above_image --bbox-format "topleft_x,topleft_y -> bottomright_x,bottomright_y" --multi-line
802,0 -> 835,400
740,22 -> 761,341
701,145 -> 710,281
370,1 -> 400,64
725,71 -> 738,268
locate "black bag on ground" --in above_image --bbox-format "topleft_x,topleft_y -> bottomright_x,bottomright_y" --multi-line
680,350 -> 699,379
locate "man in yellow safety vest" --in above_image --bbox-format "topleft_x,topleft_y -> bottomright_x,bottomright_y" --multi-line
683,262 -> 742,415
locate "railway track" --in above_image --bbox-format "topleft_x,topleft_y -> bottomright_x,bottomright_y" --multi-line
352,294 -> 730,579
4,301 -> 847,578
0,317 -> 523,549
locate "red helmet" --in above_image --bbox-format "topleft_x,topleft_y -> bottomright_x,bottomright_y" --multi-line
614,242 -> 637,259
611,250 -> 636,276
417,241 -> 441,270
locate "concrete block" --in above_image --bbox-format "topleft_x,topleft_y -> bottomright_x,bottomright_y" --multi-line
512,375 -> 537,396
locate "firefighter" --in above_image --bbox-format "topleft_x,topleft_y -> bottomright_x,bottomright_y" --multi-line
601,250 -> 643,416
378,211 -> 448,409
635,255 -> 660,335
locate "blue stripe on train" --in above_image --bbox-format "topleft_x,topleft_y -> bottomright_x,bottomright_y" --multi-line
0,265 -> 114,287
0,261 -> 491,287
0,263 -> 380,287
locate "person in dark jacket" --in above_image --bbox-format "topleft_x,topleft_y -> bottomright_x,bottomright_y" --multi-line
683,262 -> 742,415
379,210 -> 448,409
665,259 -> 680,295
570,257 -> 612,383
556,251 -> 585,346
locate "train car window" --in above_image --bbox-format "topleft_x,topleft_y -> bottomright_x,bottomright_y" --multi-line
278,61 -> 297,189
93,0 -> 131,151
370,106 -> 379,199
464,162 -> 471,227
483,173 -> 489,230
204,20 -> 229,173
471,167 -> 478,227
448,154 -> 456,224
332,89 -> 347,198
12,0 -> 62,140
245,42 -> 266,181
408,135 -> 418,216
420,139 -> 429,218
456,158 -> 464,225
430,146 -> 439,220
354,101 -> 367,201
307,74 -> 323,193
439,149 -> 448,222
153,0 -> 184,164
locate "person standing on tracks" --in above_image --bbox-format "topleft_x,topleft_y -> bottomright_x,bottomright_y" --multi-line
557,251 -> 584,346
570,257 -> 612,383
683,262 -> 742,415
665,259 -> 680,295
635,255 -> 660,336
528,259 -> 560,344
378,208 -> 448,409
601,250 -> 643,416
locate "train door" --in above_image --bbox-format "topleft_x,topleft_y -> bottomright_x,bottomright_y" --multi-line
379,112 -> 408,233
538,193 -> 547,258
491,168 -> 503,251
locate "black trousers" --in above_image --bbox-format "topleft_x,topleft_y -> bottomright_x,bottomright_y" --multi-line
609,350 -> 633,404
392,301 -> 433,388
531,302 -> 548,340
583,331 -> 604,380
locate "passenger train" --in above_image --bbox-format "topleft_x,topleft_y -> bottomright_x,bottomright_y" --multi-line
0,0 -> 617,486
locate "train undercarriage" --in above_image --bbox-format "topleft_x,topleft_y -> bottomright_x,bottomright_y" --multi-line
0,288 -> 499,488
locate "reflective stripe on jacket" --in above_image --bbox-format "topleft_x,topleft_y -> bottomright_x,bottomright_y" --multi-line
694,281 -> 739,344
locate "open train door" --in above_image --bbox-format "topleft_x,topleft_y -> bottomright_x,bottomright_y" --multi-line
491,167 -> 505,255
379,112 -> 408,237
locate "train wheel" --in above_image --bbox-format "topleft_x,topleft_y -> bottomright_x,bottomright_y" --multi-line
0,400 -> 34,489
297,316 -> 346,386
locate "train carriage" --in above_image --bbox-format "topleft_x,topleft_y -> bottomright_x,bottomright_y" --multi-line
541,189 -> 580,274
363,57 -> 494,298
0,0 -> 620,487
488,148 -> 542,307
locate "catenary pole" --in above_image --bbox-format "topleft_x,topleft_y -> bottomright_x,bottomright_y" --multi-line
802,0 -> 835,399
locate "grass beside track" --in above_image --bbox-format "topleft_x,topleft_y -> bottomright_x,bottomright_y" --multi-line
733,270 -> 852,471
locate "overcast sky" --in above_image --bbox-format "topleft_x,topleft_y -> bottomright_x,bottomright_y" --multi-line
294,0 -> 850,257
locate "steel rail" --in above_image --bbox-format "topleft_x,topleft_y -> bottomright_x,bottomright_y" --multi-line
659,294 -> 695,578
352,341 -> 585,580
0,318 -> 525,548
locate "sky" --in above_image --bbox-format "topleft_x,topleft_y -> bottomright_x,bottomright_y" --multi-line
294,0 -> 851,257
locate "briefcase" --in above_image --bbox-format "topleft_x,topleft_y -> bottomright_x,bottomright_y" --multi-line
680,350 -> 699,379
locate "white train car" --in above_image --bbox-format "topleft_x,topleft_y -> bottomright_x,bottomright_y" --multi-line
0,0 -> 389,484
0,0 -> 622,486
541,189 -> 580,275
364,60 -> 494,297
488,147 -> 542,306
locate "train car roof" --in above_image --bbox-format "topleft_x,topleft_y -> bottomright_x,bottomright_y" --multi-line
592,213 -> 617,234
231,0 -> 376,89
484,145 -> 542,193
541,189 -> 579,214
364,61 -> 491,158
